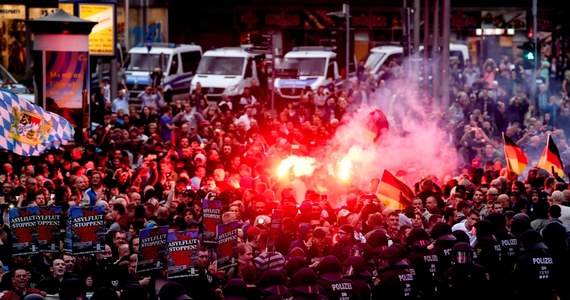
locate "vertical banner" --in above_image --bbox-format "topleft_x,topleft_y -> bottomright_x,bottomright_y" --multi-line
65,205 -> 106,255
267,209 -> 283,252
202,199 -> 222,244
9,206 -> 40,256
216,221 -> 239,272
166,229 -> 199,279
37,206 -> 62,253
137,225 -> 168,273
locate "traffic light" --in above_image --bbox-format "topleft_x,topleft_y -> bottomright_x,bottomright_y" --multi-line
518,41 -> 537,69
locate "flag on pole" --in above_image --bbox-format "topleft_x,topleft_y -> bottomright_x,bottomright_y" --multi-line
538,134 -> 564,177
0,90 -> 74,156
377,169 -> 415,210
502,132 -> 528,175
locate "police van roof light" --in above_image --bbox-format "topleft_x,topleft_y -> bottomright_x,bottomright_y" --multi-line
292,46 -> 334,52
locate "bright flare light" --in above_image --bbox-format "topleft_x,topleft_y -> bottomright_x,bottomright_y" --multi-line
338,155 -> 352,182
277,155 -> 317,178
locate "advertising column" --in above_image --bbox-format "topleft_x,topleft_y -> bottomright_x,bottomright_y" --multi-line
27,10 -> 95,138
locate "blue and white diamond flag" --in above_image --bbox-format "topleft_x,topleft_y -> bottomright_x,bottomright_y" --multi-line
0,90 -> 75,156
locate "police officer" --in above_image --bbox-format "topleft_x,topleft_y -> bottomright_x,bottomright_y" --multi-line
439,242 -> 494,300
430,222 -> 457,281
406,227 -> 439,299
485,213 -> 519,298
287,267 -> 328,300
343,256 -> 372,300
372,245 -> 418,299
316,255 -> 360,299
473,220 -> 502,290
512,229 -> 556,300
257,269 -> 289,300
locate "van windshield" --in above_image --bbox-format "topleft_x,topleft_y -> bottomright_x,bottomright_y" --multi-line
126,53 -> 171,72
196,56 -> 245,76
280,57 -> 326,77
364,52 -> 386,70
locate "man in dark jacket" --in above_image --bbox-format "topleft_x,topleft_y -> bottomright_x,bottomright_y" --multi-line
331,225 -> 357,263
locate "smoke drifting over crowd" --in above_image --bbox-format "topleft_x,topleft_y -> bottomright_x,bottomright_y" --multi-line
278,72 -> 459,206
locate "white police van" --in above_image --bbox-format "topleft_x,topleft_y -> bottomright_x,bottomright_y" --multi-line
190,46 -> 266,101
360,43 -> 469,82
124,43 -> 202,101
274,46 -> 342,100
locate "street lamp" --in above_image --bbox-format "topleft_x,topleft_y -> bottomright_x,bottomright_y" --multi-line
327,3 -> 350,89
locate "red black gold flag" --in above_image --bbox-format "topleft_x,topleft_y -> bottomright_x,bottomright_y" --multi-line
538,134 -> 564,177
502,132 -> 528,175
376,169 -> 415,210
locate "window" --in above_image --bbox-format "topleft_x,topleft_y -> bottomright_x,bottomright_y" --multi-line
245,58 -> 253,78
181,51 -> 202,74
196,57 -> 245,76
169,54 -> 179,76
326,62 -> 335,79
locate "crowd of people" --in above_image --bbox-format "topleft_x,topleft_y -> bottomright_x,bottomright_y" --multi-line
0,49 -> 570,300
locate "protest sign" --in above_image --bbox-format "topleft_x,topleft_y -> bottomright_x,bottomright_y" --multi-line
37,206 -> 62,253
137,225 -> 168,273
216,221 -> 239,272
65,205 -> 106,254
202,198 -> 221,244
9,206 -> 39,256
166,229 -> 199,279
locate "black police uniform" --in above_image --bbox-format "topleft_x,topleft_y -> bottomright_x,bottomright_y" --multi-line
473,235 -> 502,282
433,239 -> 456,280
317,255 -> 360,300
286,267 -> 329,300
512,230 -> 556,300
441,262 -> 493,300
343,256 -> 372,300
440,243 -> 494,300
493,227 -> 519,298
408,245 -> 439,299
373,263 -> 418,300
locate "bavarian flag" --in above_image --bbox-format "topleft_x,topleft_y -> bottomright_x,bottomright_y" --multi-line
377,169 -> 415,210
538,134 -> 564,177
502,132 -> 528,175
0,90 -> 74,156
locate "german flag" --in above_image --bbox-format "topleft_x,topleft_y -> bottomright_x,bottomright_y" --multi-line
502,132 -> 528,175
538,134 -> 564,177
376,169 -> 414,210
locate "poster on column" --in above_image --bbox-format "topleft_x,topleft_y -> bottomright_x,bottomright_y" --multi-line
65,205 -> 106,255
9,206 -> 40,256
166,229 -> 199,279
44,51 -> 88,127
216,221 -> 239,272
137,225 -> 168,273
37,206 -> 62,253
